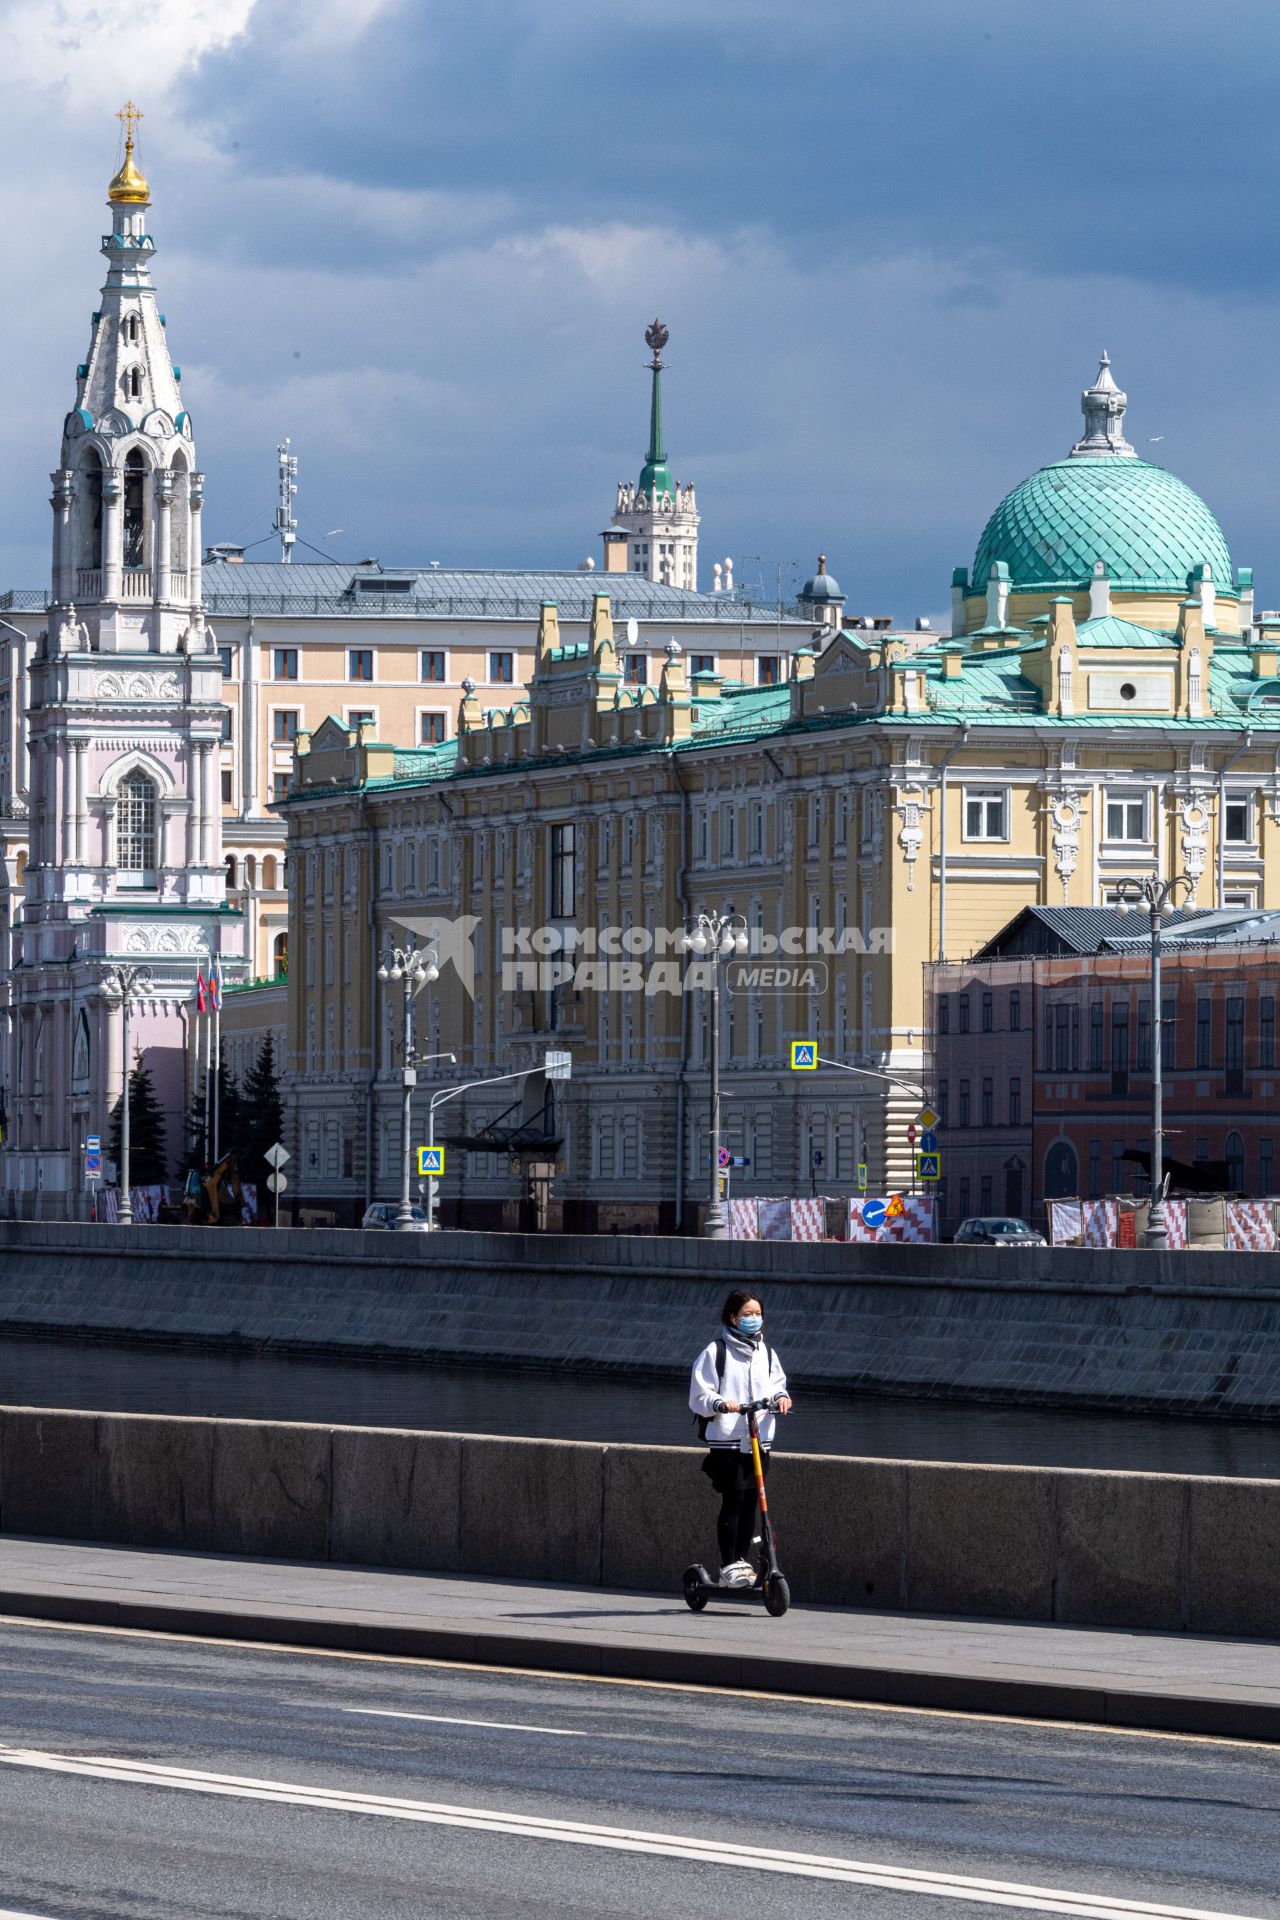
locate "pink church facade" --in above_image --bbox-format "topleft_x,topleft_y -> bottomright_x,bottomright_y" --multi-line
1,122 -> 243,1215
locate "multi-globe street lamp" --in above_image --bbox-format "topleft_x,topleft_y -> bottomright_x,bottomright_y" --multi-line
683,910 -> 749,1240
377,942 -> 442,1231
99,962 -> 153,1226
1113,873 -> 1196,1251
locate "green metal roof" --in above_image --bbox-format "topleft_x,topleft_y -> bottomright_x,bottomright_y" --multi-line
971,458 -> 1235,597
1075,614 -> 1176,649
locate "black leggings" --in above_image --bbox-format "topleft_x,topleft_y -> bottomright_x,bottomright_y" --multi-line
704,1448 -> 770,1564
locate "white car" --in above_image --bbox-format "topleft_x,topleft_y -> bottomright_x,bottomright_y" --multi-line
360,1201 -> 431,1232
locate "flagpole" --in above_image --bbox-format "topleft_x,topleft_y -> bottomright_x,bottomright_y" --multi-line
213,961 -> 222,1161
202,992 -> 212,1167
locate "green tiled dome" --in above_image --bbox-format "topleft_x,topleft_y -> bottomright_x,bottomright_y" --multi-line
972,459 -> 1234,597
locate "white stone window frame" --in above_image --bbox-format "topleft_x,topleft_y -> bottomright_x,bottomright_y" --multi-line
419,647 -> 450,686
272,646 -> 300,682
416,706 -> 449,746
488,650 -> 515,687
122,363 -> 144,403
961,786 -> 1010,843
756,655 -> 781,687
1223,789 -> 1255,848
343,704 -> 378,734
269,702 -> 300,747
1102,787 -> 1151,846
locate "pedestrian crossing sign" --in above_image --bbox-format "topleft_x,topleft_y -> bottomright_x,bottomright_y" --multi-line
790,1041 -> 818,1070
417,1146 -> 446,1177
885,1192 -> 906,1220
916,1151 -> 940,1181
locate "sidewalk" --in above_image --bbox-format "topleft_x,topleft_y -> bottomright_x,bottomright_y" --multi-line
1,1534 -> 1278,1742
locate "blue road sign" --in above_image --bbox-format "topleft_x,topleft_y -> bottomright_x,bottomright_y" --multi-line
730,1156 -> 751,1168
790,1041 -> 818,1070
717,1146 -> 731,1169
860,1198 -> 887,1230
84,1150 -> 101,1179
919,1129 -> 939,1155
916,1151 -> 941,1180
417,1145 -> 446,1177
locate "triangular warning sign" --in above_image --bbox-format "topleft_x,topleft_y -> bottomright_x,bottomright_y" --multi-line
885,1192 -> 906,1219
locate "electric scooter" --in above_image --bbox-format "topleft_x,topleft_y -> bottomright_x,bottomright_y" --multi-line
682,1396 -> 790,1618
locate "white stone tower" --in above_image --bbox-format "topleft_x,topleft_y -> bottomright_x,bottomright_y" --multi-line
609,320 -> 700,589
2,108 -> 243,1216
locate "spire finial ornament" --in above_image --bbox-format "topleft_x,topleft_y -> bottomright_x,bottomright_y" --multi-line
638,318 -> 672,498
108,101 -> 150,205
1069,352 -> 1136,459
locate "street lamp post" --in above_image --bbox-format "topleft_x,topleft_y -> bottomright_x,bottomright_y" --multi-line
683,910 -> 748,1239
377,942 -> 440,1230
1114,874 -> 1195,1250
100,963 -> 153,1226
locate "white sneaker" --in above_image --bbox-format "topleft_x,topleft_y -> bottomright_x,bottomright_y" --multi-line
719,1559 -> 755,1588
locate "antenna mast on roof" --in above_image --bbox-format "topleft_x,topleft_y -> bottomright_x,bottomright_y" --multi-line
275,440 -> 298,562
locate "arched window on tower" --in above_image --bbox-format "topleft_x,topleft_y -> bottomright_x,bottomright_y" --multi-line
170,453 -> 189,572
117,771 -> 158,885
123,449 -> 146,568
273,932 -> 288,979
78,449 -> 104,572
123,314 -> 140,346
124,367 -> 142,402
224,853 -> 238,891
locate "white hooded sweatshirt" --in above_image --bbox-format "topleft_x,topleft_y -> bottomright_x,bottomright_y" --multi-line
689,1326 -> 788,1452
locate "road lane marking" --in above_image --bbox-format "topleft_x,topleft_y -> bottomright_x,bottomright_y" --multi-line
0,1614 -> 1270,1752
0,1909 -> 65,1919
0,1745 -> 1262,1920
338,1708 -> 629,1738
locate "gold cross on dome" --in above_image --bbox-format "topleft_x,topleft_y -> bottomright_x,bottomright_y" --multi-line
116,100 -> 143,145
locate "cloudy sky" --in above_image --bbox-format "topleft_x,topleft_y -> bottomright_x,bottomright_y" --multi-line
2,0 -> 1278,621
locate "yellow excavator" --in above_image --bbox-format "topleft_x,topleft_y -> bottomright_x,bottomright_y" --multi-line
178,1153 -> 246,1226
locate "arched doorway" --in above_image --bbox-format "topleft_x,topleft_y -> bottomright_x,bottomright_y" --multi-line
1044,1139 -> 1078,1199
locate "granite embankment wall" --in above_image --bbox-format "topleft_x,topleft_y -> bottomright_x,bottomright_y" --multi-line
1,1405 -> 1278,1636
2,1222 -> 1280,1414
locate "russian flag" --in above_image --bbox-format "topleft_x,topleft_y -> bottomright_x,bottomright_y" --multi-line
210,962 -> 223,1013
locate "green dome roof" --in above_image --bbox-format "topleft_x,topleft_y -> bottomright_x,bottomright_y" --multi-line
972,458 -> 1235,597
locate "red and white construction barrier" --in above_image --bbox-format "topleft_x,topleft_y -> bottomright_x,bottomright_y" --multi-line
727,1198 -> 759,1241
1083,1200 -> 1117,1248
847,1196 -> 937,1244
1227,1200 -> 1277,1251
789,1198 -> 825,1242
1165,1200 -> 1188,1250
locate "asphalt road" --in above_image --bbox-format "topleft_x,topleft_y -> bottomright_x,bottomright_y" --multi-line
0,1619 -> 1276,1920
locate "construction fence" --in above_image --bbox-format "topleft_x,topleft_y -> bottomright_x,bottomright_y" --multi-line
1047,1196 -> 1279,1251
726,1196 -> 938,1244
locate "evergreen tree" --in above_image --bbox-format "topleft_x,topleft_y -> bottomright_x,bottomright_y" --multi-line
108,1055 -> 169,1187
237,1036 -> 284,1181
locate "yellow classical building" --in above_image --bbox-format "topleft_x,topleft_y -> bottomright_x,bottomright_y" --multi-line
281,359 -> 1280,1227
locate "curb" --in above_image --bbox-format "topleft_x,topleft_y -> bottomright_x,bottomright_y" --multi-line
0,1586 -> 1275,1744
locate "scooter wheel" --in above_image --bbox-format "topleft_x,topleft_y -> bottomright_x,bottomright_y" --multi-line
682,1565 -> 710,1612
763,1574 -> 790,1617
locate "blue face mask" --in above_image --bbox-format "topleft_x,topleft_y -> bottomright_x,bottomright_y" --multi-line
734,1314 -> 763,1336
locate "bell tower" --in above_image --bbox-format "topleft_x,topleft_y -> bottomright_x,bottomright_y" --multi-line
610,320 -> 700,589
3,111 -> 243,1216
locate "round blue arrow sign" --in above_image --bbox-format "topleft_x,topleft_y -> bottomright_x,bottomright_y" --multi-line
861,1198 -> 887,1230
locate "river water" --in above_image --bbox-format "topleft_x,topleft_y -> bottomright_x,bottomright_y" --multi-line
2,1334 -> 1278,1478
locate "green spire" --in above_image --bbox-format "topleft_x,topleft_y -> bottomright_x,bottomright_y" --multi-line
638,317 -> 673,498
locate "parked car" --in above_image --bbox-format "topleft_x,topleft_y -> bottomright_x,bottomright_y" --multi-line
360,1201 -> 431,1232
953,1215 -> 1046,1247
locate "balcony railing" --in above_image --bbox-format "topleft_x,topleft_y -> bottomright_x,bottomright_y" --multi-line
120,568 -> 152,600
75,569 -> 101,599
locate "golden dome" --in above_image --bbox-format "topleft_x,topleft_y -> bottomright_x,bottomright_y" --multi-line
108,135 -> 150,205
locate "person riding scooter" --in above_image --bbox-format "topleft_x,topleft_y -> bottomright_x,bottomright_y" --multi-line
689,1288 -> 792,1587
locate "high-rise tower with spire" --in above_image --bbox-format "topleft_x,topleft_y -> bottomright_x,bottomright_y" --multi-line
2,110 -> 243,1213
608,321 -> 700,589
